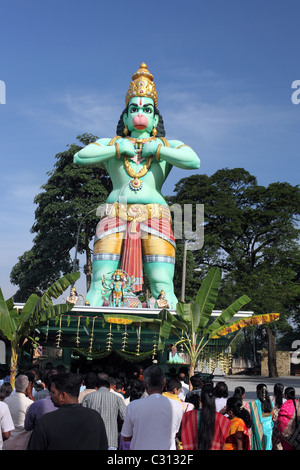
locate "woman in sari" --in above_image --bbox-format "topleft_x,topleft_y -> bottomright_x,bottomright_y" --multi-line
271,383 -> 285,450
277,387 -> 300,450
180,383 -> 230,450
224,396 -> 252,450
250,383 -> 274,450
233,386 -> 252,449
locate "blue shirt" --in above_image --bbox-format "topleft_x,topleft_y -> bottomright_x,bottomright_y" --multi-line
24,395 -> 57,431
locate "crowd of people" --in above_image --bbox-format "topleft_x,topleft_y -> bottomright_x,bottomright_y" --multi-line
0,362 -> 299,451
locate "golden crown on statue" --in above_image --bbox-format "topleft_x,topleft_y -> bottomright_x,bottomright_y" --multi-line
125,62 -> 158,107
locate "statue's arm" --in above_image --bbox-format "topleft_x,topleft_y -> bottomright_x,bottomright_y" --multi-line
74,138 -> 115,165
159,140 -> 200,170
74,138 -> 136,165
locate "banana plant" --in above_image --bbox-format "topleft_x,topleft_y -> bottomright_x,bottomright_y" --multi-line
156,267 -> 279,377
0,272 -> 80,388
102,267 -> 280,378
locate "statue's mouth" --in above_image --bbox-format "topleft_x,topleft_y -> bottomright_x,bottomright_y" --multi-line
133,115 -> 148,131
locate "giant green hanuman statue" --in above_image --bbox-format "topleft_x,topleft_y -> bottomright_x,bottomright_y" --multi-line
74,63 -> 200,308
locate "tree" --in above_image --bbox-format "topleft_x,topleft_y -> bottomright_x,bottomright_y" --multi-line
0,272 -> 80,388
10,134 -> 112,301
169,169 -> 300,376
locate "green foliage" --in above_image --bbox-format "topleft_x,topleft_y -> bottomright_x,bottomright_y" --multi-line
0,272 -> 80,342
170,168 -> 300,356
10,134 -> 112,301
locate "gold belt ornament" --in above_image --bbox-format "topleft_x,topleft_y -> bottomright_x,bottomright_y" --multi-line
104,203 -> 171,233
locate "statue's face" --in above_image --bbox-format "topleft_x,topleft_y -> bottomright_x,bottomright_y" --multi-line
123,97 -> 159,135
115,275 -> 121,281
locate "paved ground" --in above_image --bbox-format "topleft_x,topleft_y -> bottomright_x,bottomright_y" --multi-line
217,375 -> 300,402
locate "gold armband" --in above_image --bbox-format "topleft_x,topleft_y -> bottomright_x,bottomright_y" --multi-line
176,144 -> 191,149
115,143 -> 121,159
156,143 -> 162,161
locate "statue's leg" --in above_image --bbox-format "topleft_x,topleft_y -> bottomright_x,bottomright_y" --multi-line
142,233 -> 177,309
86,231 -> 124,306
144,261 -> 177,309
86,259 -> 120,306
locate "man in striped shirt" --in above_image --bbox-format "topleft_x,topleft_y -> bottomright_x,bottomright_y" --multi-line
82,378 -> 126,450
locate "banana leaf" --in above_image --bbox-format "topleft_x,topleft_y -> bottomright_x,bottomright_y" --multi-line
16,294 -> 41,334
156,308 -> 177,339
196,267 -> 221,329
204,294 -> 251,336
0,289 -> 17,341
210,313 -> 280,338
176,302 -> 201,332
37,272 -> 80,311
19,272 -> 80,332
21,304 -> 76,337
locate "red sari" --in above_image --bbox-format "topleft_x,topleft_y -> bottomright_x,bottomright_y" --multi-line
181,410 -> 230,450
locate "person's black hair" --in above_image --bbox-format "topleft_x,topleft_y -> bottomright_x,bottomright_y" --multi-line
25,370 -> 37,383
108,377 -> 116,386
285,387 -> 298,426
226,396 -> 252,429
214,381 -> 228,398
83,372 -> 98,389
125,378 -> 145,400
97,378 -> 110,389
43,369 -> 57,390
166,377 -> 181,393
190,375 -> 204,390
116,106 -> 166,137
129,385 -> 145,402
0,382 -> 13,400
50,372 -> 82,398
256,383 -> 272,413
198,384 -> 216,450
115,378 -> 124,390
185,392 -> 200,410
273,383 -> 284,409
233,386 -> 246,402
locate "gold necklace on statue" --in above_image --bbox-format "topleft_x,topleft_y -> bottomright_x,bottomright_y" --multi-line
124,155 -> 152,190
124,137 -> 156,191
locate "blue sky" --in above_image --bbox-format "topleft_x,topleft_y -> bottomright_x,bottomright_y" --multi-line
0,0 -> 299,299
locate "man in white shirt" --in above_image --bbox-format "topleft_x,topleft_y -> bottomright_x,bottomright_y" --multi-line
176,367 -> 189,401
3,374 -> 33,449
0,400 -> 14,450
121,365 -> 182,450
177,367 -> 189,401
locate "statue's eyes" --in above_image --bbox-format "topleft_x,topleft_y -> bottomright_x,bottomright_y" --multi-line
144,108 -> 152,114
130,107 -> 138,113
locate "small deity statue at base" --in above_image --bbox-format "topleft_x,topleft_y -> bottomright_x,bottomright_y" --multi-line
101,269 -> 136,308
155,289 -> 170,309
67,286 -> 78,305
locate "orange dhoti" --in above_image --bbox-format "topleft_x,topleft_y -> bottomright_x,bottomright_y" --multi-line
93,203 -> 176,292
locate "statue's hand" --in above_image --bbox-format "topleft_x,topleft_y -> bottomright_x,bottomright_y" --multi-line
117,138 -> 136,157
142,140 -> 160,158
